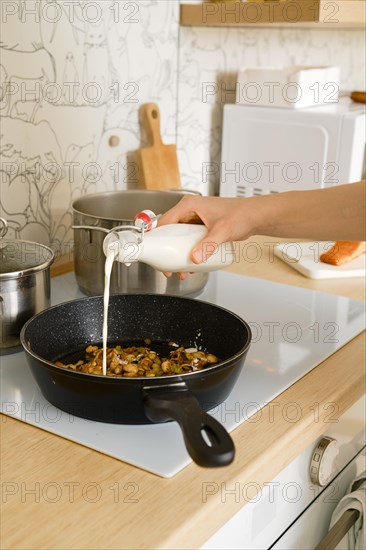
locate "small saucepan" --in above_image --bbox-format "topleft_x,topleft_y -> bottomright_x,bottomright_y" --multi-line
0,218 -> 54,354
20,294 -> 251,468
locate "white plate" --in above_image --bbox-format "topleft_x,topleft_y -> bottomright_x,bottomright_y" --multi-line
274,242 -> 366,280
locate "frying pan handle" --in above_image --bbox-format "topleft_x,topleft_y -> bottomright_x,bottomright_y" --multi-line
143,386 -> 235,468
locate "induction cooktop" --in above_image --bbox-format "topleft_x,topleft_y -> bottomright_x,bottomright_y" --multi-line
1,271 -> 364,477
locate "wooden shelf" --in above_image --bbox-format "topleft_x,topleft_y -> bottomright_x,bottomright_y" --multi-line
180,1 -> 366,28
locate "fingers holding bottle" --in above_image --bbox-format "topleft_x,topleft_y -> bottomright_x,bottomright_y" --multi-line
158,195 -> 205,227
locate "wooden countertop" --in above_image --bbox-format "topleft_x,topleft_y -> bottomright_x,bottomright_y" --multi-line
1,237 -> 365,550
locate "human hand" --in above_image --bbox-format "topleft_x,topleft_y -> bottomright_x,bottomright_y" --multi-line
157,181 -> 366,280
158,195 -> 258,278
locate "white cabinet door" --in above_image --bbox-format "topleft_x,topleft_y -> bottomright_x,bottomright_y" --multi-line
272,449 -> 365,549
201,397 -> 365,550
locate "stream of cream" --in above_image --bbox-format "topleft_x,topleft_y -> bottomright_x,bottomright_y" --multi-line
102,250 -> 115,376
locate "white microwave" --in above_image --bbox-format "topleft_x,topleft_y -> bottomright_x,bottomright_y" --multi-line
220,99 -> 366,197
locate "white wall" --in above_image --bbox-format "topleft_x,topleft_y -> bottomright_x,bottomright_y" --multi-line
177,25 -> 366,195
0,0 -> 365,250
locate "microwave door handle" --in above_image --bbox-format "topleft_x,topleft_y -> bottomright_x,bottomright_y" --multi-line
315,508 -> 360,550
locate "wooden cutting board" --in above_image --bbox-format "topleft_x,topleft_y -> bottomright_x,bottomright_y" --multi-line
136,103 -> 181,190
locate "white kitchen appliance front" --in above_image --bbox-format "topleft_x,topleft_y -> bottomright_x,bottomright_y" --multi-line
220,99 -> 365,198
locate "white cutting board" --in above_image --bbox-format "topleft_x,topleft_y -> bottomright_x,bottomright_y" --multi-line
274,242 -> 366,279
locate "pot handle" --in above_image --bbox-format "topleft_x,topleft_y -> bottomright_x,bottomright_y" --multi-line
165,189 -> 202,196
0,217 -> 8,238
143,386 -> 235,468
72,225 -> 110,233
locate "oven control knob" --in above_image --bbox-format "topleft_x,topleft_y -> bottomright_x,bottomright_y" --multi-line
310,437 -> 339,487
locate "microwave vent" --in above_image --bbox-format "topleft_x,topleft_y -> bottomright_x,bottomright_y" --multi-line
235,185 -> 278,198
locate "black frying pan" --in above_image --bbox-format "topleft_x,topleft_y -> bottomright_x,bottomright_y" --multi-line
20,294 -> 251,468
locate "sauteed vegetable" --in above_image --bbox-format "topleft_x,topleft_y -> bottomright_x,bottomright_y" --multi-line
55,342 -> 218,377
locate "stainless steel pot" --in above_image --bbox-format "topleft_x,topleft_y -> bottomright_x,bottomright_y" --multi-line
0,218 -> 54,354
72,190 -> 209,296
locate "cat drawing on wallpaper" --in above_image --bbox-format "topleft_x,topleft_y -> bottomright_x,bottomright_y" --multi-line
83,20 -> 111,102
63,52 -> 80,103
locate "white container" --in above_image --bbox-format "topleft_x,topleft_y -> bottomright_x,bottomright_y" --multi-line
103,224 -> 235,272
236,65 -> 340,109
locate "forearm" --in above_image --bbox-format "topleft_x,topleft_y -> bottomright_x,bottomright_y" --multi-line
158,181 -> 366,266
253,181 -> 366,241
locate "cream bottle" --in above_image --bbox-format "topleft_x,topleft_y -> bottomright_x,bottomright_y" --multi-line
103,210 -> 235,272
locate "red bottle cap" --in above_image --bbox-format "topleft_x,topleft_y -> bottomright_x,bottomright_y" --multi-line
134,210 -> 158,232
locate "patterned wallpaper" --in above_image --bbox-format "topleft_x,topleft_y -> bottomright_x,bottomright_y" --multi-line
0,0 -> 179,251
1,0 -> 365,250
